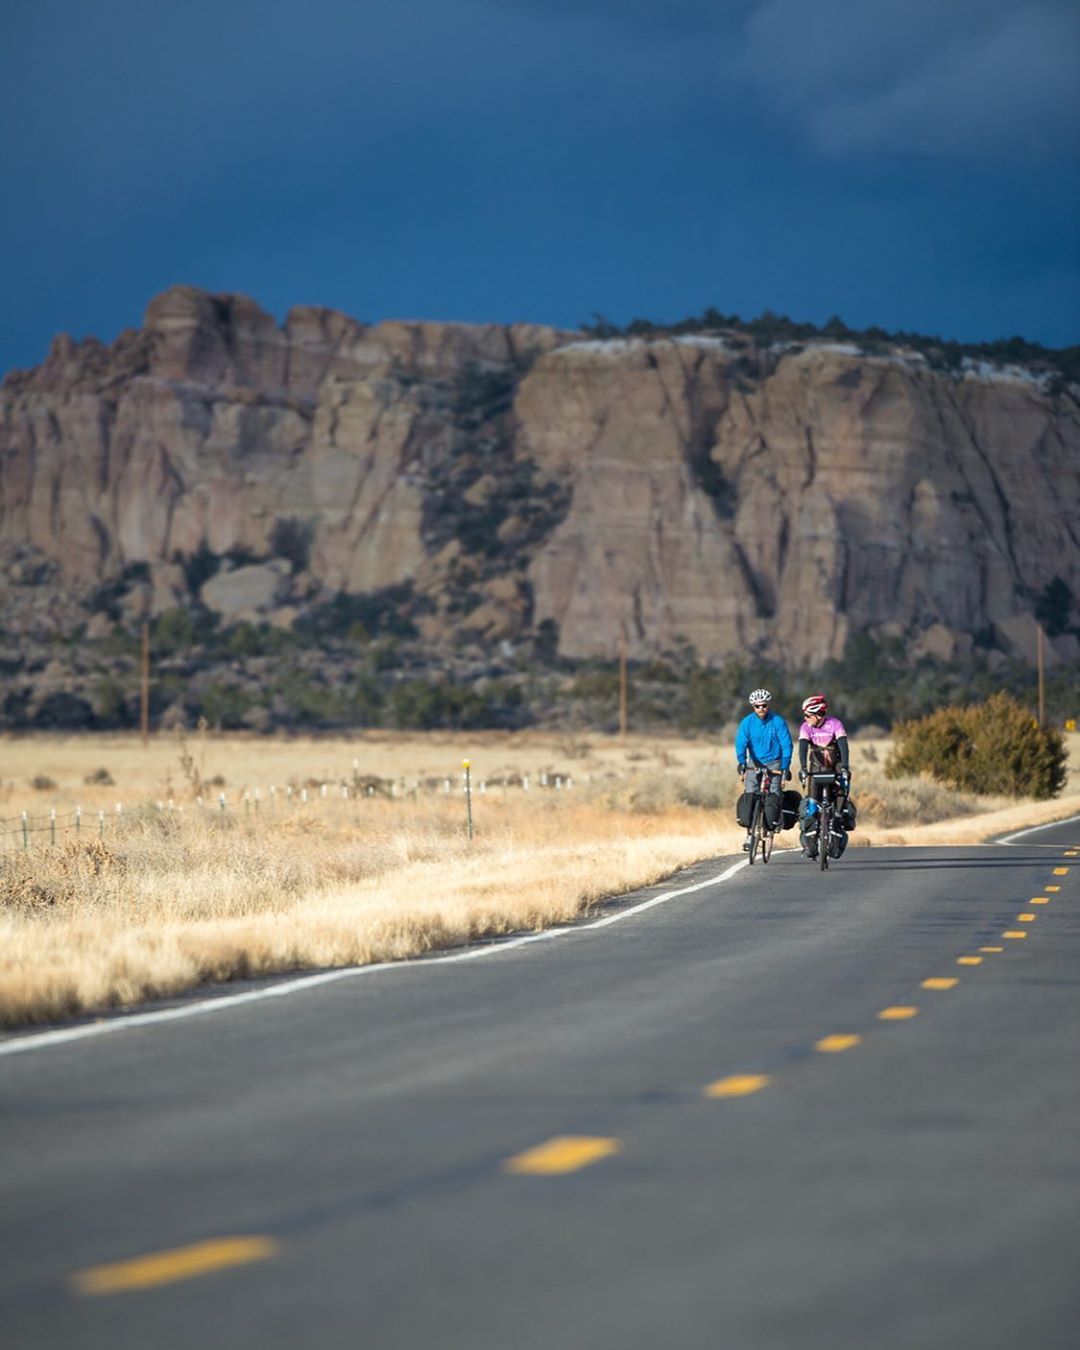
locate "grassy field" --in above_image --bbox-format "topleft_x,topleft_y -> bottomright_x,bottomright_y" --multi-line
2,728 -> 1078,1030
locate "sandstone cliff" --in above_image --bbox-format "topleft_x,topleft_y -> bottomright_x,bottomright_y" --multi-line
2,286 -> 1078,672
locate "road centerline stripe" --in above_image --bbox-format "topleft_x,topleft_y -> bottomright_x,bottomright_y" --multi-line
1016,913 -> 1036,922
878,1006 -> 919,1020
704,1074 -> 771,1098
922,978 -> 958,990
1052,867 -> 1069,875
815,1034 -> 861,1052
71,1236 -> 278,1296
1046,885 -> 1061,892
1030,897 -> 1049,904
979,946 -> 1004,953
1002,930 -> 1028,939
503,1136 -> 620,1175
957,956 -> 983,965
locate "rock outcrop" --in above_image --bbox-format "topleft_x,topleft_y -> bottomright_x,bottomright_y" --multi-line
2,286 -> 1078,670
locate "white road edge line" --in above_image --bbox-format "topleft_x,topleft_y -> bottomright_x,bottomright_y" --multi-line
996,813 -> 1080,845
0,855 -> 760,1059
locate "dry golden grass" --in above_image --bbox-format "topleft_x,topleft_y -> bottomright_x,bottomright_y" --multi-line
1,729 -> 1077,1030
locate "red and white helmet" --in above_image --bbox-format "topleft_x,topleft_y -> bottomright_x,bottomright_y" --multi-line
801,693 -> 828,717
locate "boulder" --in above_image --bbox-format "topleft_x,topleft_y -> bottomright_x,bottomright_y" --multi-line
200,561 -> 291,619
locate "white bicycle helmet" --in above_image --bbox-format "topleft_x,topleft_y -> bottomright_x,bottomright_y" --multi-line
747,688 -> 772,706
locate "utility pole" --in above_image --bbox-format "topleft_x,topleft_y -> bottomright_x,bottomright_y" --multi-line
618,626 -> 628,743
1036,622 -> 1045,726
140,622 -> 150,747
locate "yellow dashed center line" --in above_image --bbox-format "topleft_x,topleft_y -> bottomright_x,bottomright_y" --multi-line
704,1074 -> 771,1098
1046,885 -> 1061,892
1002,930 -> 1028,939
815,1034 -> 861,1053
956,956 -> 982,966
979,946 -> 1004,953
1030,897 -> 1049,905
503,1135 -> 620,1175
1052,867 -> 1069,876
1016,913 -> 1036,922
71,1236 -> 278,1296
1064,850 -> 1078,857
878,1006 -> 919,1020
922,978 -> 958,990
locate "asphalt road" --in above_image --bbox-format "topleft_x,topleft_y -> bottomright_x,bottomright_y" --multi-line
2,819 -> 1078,1350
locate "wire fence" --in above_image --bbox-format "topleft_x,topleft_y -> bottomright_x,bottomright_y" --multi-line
0,764 -> 579,854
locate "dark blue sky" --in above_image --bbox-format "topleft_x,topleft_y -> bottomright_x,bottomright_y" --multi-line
2,0 -> 1078,374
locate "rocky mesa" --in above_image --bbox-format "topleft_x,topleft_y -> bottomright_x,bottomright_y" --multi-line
2,285 -> 1078,684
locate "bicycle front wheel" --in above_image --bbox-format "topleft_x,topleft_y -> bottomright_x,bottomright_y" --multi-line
760,820 -> 774,863
819,803 -> 831,871
748,796 -> 762,865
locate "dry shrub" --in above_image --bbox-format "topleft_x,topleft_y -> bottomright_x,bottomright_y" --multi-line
0,839 -> 123,917
886,692 -> 1067,799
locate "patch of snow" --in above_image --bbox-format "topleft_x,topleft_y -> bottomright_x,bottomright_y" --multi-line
672,335 -> 731,351
810,342 -> 863,357
557,338 -> 646,357
960,359 -> 1050,389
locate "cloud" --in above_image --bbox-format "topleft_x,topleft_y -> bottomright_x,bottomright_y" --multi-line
738,0 -> 1080,157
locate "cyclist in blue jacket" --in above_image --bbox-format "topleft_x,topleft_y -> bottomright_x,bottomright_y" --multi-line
735,687 -> 793,849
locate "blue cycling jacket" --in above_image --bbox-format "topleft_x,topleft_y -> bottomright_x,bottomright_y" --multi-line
735,710 -> 793,771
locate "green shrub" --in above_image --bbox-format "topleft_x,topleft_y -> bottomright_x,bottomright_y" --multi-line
885,692 -> 1067,799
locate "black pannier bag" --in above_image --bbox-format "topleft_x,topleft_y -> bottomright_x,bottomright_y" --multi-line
736,792 -> 754,828
842,799 -> 857,831
781,789 -> 801,831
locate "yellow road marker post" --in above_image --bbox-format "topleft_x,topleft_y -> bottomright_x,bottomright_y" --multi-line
704,1074 -> 771,1098
503,1136 -> 620,1175
922,978 -> 958,990
979,946 -> 1004,953
815,1034 -> 861,1053
956,956 -> 983,966
878,1006 -> 919,1020
1002,930 -> 1028,939
71,1236 -> 279,1296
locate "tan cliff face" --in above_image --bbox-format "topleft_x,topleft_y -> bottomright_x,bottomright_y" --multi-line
520,337 -> 1080,665
1,286 -> 1077,667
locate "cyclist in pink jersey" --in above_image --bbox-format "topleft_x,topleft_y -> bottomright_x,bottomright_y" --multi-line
797,694 -> 852,857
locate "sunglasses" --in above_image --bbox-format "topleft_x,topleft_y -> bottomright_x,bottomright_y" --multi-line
751,703 -> 769,710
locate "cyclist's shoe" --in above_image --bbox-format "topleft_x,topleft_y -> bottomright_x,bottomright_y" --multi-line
742,833 -> 752,851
